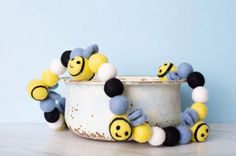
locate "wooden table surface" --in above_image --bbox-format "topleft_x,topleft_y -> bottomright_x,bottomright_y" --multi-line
0,123 -> 235,156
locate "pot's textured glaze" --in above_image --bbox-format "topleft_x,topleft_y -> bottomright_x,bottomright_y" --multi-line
64,77 -> 182,141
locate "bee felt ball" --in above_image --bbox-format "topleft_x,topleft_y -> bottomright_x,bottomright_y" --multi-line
167,71 -> 181,80
27,79 -> 49,101
130,114 -> 148,126
47,114 -> 66,131
44,108 -> 60,123
97,63 -> 117,82
40,97 -> 56,113
70,48 -> 84,59
109,95 -> 129,115
177,125 -> 192,144
88,53 -> 108,73
50,59 -> 67,75
191,102 -> 208,120
187,72 -> 205,89
148,127 -> 166,146
83,44 -> 99,58
132,123 -> 153,143
104,78 -> 124,97
128,109 -> 143,121
192,86 -> 209,103
42,70 -> 59,87
60,50 -> 71,67
163,126 -> 180,146
177,63 -> 194,79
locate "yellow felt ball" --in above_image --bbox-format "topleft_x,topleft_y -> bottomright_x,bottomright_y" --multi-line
109,115 -> 132,141
42,70 -> 59,87
67,56 -> 95,81
157,62 -> 177,81
27,79 -> 49,101
191,121 -> 209,142
88,53 -> 108,73
132,122 -> 153,143
191,102 -> 208,120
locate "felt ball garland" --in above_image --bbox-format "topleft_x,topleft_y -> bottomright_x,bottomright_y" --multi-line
27,44 -> 99,130
27,44 -> 210,146
157,62 -> 209,143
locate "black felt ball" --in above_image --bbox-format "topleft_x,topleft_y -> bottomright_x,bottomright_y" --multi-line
187,72 -> 205,89
44,108 -> 60,123
60,50 -> 71,67
104,78 -> 124,97
163,126 -> 180,146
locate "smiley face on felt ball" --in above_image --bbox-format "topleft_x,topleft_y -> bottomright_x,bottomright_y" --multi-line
191,121 -> 209,142
67,56 -> 95,81
109,116 -> 132,141
157,63 -> 177,81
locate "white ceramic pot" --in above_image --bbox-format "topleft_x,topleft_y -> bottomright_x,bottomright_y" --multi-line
64,76 -> 183,141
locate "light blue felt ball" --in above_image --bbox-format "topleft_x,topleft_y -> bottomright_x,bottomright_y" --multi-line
70,48 -> 84,59
109,95 -> 128,115
167,72 -> 181,80
40,97 -> 56,112
130,114 -> 148,126
177,125 -> 192,144
128,108 -> 143,121
177,63 -> 194,79
83,44 -> 99,58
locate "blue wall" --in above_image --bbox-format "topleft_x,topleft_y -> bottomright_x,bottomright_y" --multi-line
0,0 -> 235,122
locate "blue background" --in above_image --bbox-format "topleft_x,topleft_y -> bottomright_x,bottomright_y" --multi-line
0,0 -> 235,122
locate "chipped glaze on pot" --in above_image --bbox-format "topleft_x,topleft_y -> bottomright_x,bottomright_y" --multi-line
64,76 -> 183,141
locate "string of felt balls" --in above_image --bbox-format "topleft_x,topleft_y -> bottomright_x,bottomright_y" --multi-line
26,44 -> 210,146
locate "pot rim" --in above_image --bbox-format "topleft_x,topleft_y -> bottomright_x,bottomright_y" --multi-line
61,76 -> 185,85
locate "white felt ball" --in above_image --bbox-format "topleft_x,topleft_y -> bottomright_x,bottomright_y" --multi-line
97,63 -> 117,82
50,59 -> 67,75
192,86 -> 209,103
148,127 -> 166,146
47,114 -> 66,130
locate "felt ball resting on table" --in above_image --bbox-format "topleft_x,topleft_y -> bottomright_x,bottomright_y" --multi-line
132,122 -> 153,143
177,125 -> 192,144
163,126 -> 180,146
148,127 -> 166,146
191,121 -> 209,142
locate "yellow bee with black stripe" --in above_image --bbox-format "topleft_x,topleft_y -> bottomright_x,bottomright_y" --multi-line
191,121 -> 209,142
67,56 -> 95,81
157,62 -> 177,81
